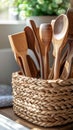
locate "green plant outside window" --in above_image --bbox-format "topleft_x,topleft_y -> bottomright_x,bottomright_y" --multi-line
0,0 -> 70,18
11,0 -> 70,17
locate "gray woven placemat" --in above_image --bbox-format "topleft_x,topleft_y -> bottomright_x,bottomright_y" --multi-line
0,84 -> 13,107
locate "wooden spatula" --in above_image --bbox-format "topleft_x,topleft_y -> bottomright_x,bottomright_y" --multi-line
52,14 -> 69,79
8,31 -> 31,77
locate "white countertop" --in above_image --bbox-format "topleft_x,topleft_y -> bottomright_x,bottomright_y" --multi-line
0,114 -> 29,130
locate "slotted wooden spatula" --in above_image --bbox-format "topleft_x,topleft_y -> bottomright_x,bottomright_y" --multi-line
8,31 -> 31,77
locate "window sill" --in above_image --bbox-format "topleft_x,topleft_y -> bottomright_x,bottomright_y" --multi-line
0,10 -> 26,25
0,20 -> 26,25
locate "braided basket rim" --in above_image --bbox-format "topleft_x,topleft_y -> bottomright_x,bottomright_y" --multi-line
12,71 -> 73,85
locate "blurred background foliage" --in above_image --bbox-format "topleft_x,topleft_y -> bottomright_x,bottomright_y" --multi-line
0,0 -> 9,12
0,0 -> 70,18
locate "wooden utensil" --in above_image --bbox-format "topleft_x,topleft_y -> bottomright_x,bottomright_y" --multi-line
61,41 -> 73,79
39,23 -> 52,79
60,8 -> 73,79
30,20 -> 44,78
48,48 -> 68,79
51,19 -> 55,29
49,18 -> 68,79
70,58 -> 73,78
8,31 -> 31,77
27,49 -> 40,77
48,19 -> 55,79
67,8 -> 73,78
67,8 -> 73,37
27,54 -> 40,78
52,14 -> 69,79
9,31 -> 40,78
24,26 -> 40,67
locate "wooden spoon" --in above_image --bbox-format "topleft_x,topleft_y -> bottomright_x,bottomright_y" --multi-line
52,14 -> 69,79
39,23 -> 52,79
48,19 -> 68,79
30,20 -> 44,78
8,31 -> 31,77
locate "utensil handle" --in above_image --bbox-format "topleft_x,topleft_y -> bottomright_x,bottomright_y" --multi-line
70,58 -> 73,78
60,55 -> 72,79
44,50 -> 49,79
17,57 -> 25,74
20,52 -> 31,77
54,50 -> 61,79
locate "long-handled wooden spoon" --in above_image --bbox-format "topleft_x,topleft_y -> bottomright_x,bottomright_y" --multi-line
52,14 -> 69,79
48,19 -> 68,79
39,23 -> 52,79
30,20 -> 44,78
8,31 -> 31,77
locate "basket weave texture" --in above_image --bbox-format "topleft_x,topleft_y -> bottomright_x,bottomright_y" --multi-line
12,71 -> 73,127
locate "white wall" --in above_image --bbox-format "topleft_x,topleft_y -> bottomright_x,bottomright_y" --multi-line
0,21 -> 26,85
0,49 -> 20,85
0,21 -> 26,49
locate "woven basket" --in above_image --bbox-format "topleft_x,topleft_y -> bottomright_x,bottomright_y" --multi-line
12,71 -> 73,127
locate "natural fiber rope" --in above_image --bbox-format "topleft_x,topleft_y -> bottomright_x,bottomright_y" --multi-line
12,72 -> 73,127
